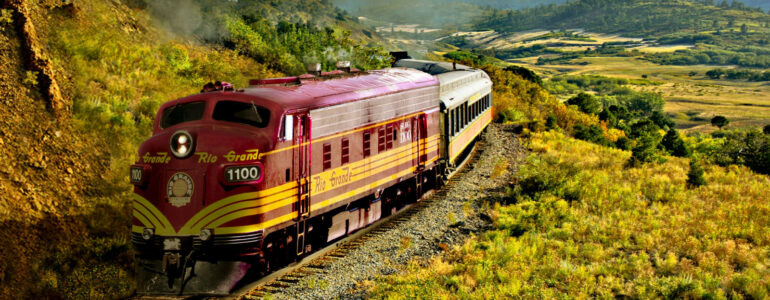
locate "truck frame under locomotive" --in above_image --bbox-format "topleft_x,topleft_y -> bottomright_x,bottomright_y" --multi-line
130,57 -> 492,295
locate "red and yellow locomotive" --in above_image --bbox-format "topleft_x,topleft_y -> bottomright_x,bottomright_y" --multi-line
131,60 -> 491,295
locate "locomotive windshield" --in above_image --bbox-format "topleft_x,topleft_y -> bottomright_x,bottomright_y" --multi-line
212,100 -> 271,128
161,101 -> 206,128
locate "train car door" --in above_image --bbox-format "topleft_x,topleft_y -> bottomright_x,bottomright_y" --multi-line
412,114 -> 427,194
412,114 -> 427,169
292,113 -> 311,255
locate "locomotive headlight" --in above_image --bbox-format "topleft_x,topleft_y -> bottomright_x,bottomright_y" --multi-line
142,228 -> 154,240
199,229 -> 213,242
170,130 -> 194,158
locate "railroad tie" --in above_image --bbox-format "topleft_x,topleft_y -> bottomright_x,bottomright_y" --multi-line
278,277 -> 300,284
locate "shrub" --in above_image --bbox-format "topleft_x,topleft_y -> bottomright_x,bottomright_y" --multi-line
615,136 -> 632,150
0,9 -> 11,30
763,124 -> 770,135
545,114 -> 558,130
497,108 -> 525,123
573,124 -> 610,146
23,71 -> 39,87
566,92 -> 601,115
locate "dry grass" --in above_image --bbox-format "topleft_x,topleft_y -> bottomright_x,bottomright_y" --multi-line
370,131 -> 770,299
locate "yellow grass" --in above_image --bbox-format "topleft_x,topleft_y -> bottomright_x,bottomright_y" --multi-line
633,45 -> 695,53
370,131 -> 770,299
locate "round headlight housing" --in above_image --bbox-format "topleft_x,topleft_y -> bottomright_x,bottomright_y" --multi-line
170,130 -> 194,158
199,229 -> 213,242
142,228 -> 154,240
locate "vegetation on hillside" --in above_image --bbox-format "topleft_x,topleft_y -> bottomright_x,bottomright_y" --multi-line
469,0 -> 770,69
371,130 -> 770,298
331,0 -> 485,27
706,67 -> 770,81
0,0 -> 388,298
475,0 -> 769,37
371,52 -> 770,298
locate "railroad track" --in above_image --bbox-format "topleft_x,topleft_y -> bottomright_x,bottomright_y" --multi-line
234,138 -> 484,300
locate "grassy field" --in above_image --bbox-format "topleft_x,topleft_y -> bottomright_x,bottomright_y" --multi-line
370,131 -> 770,299
511,56 -> 770,132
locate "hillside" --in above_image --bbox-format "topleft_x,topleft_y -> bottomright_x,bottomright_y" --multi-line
0,0 -> 388,298
474,0 -> 770,37
366,53 -> 770,300
372,129 -> 770,298
333,0 -> 485,27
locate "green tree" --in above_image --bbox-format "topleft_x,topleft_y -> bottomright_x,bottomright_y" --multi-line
741,131 -> 770,175
706,68 -> 725,79
505,65 -> 543,86
687,159 -> 707,187
660,129 -> 690,157
621,92 -> 665,116
650,111 -> 675,130
629,118 -> 661,139
628,133 -> 661,166
566,92 -> 602,115
711,115 -> 729,129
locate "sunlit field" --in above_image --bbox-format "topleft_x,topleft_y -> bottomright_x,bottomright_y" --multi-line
370,131 -> 770,299
512,57 -> 770,132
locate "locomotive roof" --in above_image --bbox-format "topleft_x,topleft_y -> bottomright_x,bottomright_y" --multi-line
239,67 -> 438,113
392,59 -> 470,75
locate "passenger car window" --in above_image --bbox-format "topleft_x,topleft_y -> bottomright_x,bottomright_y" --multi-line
161,101 -> 206,128
213,100 -> 271,128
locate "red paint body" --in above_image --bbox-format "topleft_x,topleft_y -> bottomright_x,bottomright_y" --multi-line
132,68 -> 439,251
131,64 -> 492,295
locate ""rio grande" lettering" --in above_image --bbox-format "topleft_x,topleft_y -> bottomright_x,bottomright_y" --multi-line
312,167 -> 352,194
143,152 -> 171,164
224,149 -> 260,162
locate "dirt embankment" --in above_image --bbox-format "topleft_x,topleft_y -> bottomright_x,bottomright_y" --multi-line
0,1 -> 120,298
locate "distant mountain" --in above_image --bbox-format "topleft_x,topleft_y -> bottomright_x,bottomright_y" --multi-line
331,0 -> 487,26
474,0 -> 770,37
736,0 -> 770,11
333,0 -> 569,12
461,0 -> 769,12
331,0 -> 770,27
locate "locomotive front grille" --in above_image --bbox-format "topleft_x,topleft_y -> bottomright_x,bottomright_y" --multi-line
131,233 -> 165,248
132,231 -> 263,248
193,230 -> 264,247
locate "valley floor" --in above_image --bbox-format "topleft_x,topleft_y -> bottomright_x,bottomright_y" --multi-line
513,56 -> 770,132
